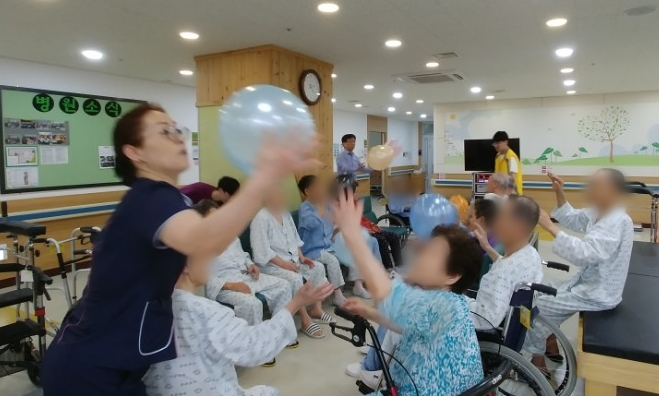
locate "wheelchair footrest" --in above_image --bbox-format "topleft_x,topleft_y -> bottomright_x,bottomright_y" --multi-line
0,320 -> 45,344
0,289 -> 33,309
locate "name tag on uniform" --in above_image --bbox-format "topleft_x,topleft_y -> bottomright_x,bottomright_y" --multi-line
519,306 -> 532,329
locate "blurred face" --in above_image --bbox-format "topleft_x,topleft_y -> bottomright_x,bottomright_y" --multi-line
123,110 -> 189,179
266,184 -> 286,211
406,236 -> 460,290
305,178 -> 325,202
485,178 -> 498,193
585,171 -> 617,208
343,138 -> 356,152
492,140 -> 508,154
213,189 -> 231,203
493,200 -> 523,245
464,204 -> 483,232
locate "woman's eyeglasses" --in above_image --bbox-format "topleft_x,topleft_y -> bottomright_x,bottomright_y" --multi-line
160,125 -> 190,141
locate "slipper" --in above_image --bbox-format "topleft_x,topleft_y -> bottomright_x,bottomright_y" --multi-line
261,358 -> 276,368
312,312 -> 333,324
285,340 -> 300,349
302,323 -> 325,339
545,353 -> 564,363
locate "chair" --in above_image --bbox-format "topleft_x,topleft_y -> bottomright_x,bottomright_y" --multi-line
528,230 -> 539,251
362,198 -> 410,246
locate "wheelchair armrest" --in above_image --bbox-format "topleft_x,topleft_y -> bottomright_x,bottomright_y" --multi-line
376,214 -> 407,228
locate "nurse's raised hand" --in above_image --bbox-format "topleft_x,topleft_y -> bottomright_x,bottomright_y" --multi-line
254,131 -> 321,183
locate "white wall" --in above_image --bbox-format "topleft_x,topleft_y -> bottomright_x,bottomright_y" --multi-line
433,91 -> 659,177
387,118 -> 418,168
0,57 -> 199,199
332,110 -> 367,172
332,110 -> 419,171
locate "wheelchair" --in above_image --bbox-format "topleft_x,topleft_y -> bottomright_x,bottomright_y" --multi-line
476,261 -> 577,396
0,219 -> 53,386
330,307 -> 512,396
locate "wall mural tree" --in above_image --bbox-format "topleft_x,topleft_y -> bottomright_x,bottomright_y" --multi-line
577,106 -> 630,163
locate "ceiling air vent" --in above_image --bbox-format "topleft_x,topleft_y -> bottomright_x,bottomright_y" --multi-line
394,70 -> 464,84
433,52 -> 459,60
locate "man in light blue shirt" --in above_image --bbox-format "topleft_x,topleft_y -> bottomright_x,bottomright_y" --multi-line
336,134 -> 369,175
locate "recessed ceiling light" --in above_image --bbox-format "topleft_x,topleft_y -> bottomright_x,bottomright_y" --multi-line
364,84 -> 374,90
470,86 -> 482,94
563,79 -> 576,86
388,107 -> 396,112
179,31 -> 199,40
81,50 -> 103,60
426,61 -> 440,68
331,73 -> 337,78
392,92 -> 403,99
385,39 -> 402,48
485,95 -> 495,100
354,103 -> 362,108
555,47 -> 574,58
179,70 -> 194,76
567,90 -> 576,95
331,98 -> 336,103
416,99 -> 424,104
560,68 -> 574,74
546,18 -> 567,27
318,3 -> 339,13
420,114 -> 427,119
405,111 -> 412,115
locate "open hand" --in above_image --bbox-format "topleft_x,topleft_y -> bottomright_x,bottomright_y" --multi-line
292,281 -> 334,307
472,224 -> 491,250
331,188 -> 364,237
538,209 -> 555,231
343,298 -> 375,319
547,172 -> 564,193
248,264 -> 260,280
255,131 -> 321,183
386,139 -> 403,157
301,256 -> 315,268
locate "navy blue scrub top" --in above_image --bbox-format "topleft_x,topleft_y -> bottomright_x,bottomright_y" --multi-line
51,178 -> 191,370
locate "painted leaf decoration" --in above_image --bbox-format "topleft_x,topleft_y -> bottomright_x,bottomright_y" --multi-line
640,146 -> 648,151
578,147 -> 588,153
572,154 -> 578,157
537,155 -> 548,161
554,150 -> 563,157
542,147 -> 554,155
652,142 -> 659,149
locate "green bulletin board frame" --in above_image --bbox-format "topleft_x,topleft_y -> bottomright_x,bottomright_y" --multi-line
0,86 -> 143,193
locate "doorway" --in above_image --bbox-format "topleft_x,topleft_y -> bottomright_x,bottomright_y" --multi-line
367,131 -> 385,197
421,132 -> 434,193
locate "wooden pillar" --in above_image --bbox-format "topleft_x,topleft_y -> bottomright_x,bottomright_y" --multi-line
195,45 -> 333,208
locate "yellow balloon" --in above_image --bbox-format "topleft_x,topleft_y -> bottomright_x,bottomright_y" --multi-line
367,145 -> 395,170
449,194 -> 470,223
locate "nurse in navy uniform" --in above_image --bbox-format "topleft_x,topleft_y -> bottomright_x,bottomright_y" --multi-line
40,103 -> 317,395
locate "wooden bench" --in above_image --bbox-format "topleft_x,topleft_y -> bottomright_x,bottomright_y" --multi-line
578,242 -> 659,395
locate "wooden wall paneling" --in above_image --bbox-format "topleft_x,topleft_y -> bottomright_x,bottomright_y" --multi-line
6,191 -> 124,213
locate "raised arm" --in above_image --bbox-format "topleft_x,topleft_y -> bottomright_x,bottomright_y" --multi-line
160,135 -> 318,258
333,190 -> 392,300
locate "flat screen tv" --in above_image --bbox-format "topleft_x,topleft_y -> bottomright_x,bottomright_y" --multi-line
463,138 -> 521,172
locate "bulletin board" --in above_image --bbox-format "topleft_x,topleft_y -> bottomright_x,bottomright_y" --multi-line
0,86 -> 143,193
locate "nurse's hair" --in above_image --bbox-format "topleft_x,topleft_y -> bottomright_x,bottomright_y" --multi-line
113,102 -> 166,186
192,199 -> 220,217
430,225 -> 481,294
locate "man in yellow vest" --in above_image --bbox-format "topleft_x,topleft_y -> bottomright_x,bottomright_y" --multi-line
492,131 -> 523,195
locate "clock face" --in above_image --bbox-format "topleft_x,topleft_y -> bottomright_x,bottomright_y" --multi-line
301,71 -> 321,104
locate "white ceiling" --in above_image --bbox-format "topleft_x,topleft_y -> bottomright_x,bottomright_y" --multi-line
2,0 -> 659,121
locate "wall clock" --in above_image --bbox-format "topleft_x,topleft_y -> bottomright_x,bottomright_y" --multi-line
299,69 -> 322,105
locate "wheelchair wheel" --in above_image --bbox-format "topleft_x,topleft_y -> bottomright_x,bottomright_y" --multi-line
533,314 -> 577,396
479,341 -> 554,396
23,342 -> 41,387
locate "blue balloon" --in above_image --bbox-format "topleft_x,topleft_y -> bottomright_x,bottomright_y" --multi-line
410,194 -> 460,240
219,85 -> 316,174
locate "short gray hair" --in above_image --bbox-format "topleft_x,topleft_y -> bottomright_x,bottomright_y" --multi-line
491,172 -> 515,190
